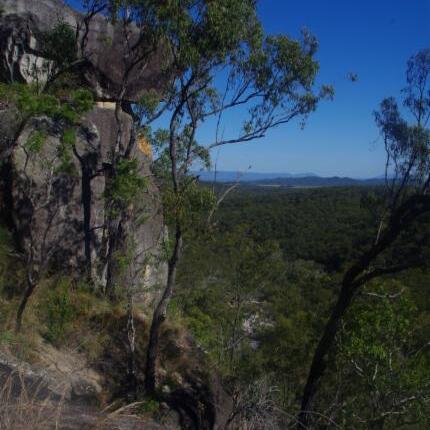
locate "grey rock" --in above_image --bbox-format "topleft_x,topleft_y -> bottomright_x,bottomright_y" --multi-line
0,106 -> 166,297
0,0 -> 168,302
0,0 -> 171,102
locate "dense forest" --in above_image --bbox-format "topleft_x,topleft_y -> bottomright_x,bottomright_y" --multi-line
0,0 -> 429,429
175,185 -> 430,428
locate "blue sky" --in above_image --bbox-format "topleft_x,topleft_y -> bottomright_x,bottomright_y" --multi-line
67,0 -> 430,177
213,0 -> 430,178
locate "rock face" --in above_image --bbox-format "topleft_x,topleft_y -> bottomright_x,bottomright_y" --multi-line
0,0 -> 167,299
0,108 -> 166,295
0,0 -> 170,102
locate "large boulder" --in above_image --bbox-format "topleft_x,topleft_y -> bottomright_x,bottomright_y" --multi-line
0,0 -> 171,102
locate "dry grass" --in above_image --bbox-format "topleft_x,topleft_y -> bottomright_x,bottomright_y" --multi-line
95,401 -> 153,428
0,370 -> 67,430
0,370 -> 162,430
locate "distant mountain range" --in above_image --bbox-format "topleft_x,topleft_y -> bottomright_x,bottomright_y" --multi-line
195,171 -> 386,187
195,170 -> 319,182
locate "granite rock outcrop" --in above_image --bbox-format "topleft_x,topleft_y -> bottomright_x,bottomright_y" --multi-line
0,0 -> 167,300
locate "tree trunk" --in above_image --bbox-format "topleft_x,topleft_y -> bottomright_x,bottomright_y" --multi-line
80,161 -> 93,279
144,303 -> 165,395
105,218 -> 124,300
126,294 -> 137,401
297,283 -> 356,428
144,226 -> 182,395
15,277 -> 37,332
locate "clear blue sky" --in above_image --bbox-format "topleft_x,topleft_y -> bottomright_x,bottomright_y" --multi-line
67,0 -> 430,177
214,0 -> 430,178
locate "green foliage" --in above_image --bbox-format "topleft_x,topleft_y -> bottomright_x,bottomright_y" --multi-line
176,224 -> 287,377
107,158 -> 147,211
175,185 -> 430,425
0,330 -> 17,347
62,127 -> 76,147
130,0 -> 330,191
42,278 -> 76,345
56,128 -> 77,175
69,89 -> 94,117
151,127 -> 211,180
341,286 -> 414,362
107,0 -> 261,67
46,71 -> 89,99
40,22 -> 77,69
373,48 -> 430,212
215,186 -> 379,271
0,83 -> 94,125
24,130 -> 47,153
256,260 -> 335,403
138,397 -> 160,414
329,282 -> 430,428
136,90 -> 162,119
162,180 -> 216,232
0,83 -> 93,178
0,83 -> 57,117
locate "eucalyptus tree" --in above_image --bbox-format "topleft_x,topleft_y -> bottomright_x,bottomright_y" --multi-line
333,283 -> 430,429
140,0 -> 333,395
298,48 -> 430,429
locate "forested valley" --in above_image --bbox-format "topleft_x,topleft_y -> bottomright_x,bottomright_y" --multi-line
176,184 -> 430,428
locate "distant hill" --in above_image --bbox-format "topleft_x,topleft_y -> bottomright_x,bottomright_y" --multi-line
195,170 -> 318,182
248,176 -> 385,187
196,171 -> 386,187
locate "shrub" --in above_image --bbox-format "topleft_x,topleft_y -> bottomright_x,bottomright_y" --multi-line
40,21 -> 77,69
42,278 -> 76,345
